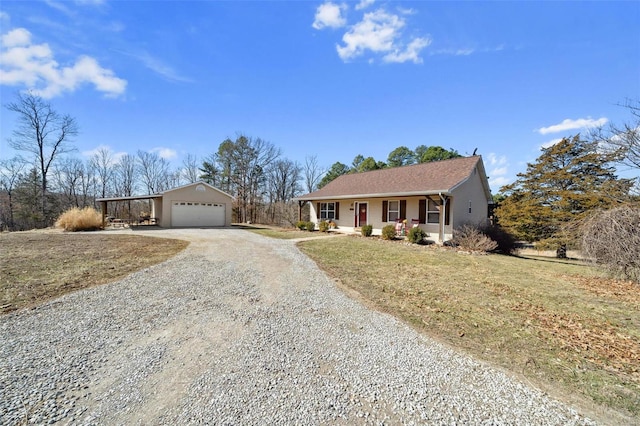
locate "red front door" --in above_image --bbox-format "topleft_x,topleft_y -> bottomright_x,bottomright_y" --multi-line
358,203 -> 367,227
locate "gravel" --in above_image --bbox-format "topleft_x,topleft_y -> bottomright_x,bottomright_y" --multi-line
1,228 -> 597,425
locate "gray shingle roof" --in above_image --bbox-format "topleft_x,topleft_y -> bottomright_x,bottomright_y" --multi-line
298,156 -> 486,200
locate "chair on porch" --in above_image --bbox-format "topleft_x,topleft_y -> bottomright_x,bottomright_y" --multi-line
395,219 -> 405,236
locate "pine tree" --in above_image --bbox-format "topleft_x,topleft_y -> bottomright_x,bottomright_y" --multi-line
495,136 -> 633,250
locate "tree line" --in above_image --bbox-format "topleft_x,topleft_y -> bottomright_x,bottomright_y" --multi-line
0,92 -> 466,230
1,91 -> 638,261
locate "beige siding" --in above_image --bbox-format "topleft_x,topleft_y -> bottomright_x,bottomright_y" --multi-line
449,166 -> 491,229
159,183 -> 233,228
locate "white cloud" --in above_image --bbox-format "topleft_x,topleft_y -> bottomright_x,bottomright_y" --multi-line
355,0 -> 375,11
151,147 -> 177,160
81,145 -> 127,164
383,37 -> 431,64
540,138 -> 563,149
312,2 -> 347,30
488,175 -> 511,189
0,11 -> 10,22
336,9 -> 429,63
0,27 -> 127,98
486,153 -> 507,167
118,49 -> 193,83
537,117 -> 608,135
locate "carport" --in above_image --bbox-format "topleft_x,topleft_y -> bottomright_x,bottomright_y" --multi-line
97,181 -> 234,228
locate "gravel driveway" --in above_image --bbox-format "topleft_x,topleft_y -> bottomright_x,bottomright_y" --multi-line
1,228 -> 596,425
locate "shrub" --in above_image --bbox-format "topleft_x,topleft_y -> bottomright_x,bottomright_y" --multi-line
407,226 -> 427,244
306,221 -> 316,232
581,205 -> 640,283
381,224 -> 396,240
55,207 -> 103,232
361,224 -> 373,237
318,220 -> 330,232
478,223 -> 518,254
452,224 -> 498,253
296,220 -> 307,231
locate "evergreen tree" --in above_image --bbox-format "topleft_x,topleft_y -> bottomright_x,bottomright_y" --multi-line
495,136 -> 633,249
318,162 -> 350,188
418,146 -> 462,163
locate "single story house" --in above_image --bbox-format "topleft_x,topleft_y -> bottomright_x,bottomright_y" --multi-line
97,181 -> 234,228
294,156 -> 493,242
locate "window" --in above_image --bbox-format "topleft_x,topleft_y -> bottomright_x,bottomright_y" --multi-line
387,200 -> 400,222
427,198 -> 440,223
319,202 -> 336,220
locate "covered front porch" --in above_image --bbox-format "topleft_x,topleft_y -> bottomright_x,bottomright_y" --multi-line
296,194 -> 453,243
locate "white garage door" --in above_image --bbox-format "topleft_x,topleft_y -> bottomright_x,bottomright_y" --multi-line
171,202 -> 225,227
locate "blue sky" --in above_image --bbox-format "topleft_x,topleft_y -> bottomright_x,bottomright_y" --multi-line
1,0 -> 639,193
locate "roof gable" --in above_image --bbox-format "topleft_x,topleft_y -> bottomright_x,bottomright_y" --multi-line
160,181 -> 234,199
298,156 -> 490,200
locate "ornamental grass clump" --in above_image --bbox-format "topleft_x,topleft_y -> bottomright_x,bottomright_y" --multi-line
55,207 -> 103,232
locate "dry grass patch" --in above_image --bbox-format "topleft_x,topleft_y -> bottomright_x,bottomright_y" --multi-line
1,231 -> 189,314
298,235 -> 640,420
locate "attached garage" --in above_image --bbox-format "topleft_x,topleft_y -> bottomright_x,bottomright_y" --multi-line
171,202 -> 226,227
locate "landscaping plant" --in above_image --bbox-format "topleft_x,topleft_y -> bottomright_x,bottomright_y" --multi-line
361,224 -> 373,237
55,207 -> 103,232
381,224 -> 397,240
452,224 -> 498,253
407,226 -> 427,244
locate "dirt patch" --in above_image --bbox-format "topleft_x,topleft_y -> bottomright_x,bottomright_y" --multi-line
0,230 -> 189,314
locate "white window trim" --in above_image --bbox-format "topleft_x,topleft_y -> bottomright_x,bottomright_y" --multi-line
427,198 -> 440,224
387,200 -> 400,222
320,202 -> 336,220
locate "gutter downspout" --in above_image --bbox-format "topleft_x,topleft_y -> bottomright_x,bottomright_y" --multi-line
439,192 -> 448,244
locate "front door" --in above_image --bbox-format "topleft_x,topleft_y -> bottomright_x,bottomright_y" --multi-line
357,203 -> 368,227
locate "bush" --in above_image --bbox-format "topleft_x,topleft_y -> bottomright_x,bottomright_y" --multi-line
452,224 -> 498,253
318,220 -> 330,232
407,226 -> 427,244
306,221 -> 316,232
296,221 -> 307,231
55,207 -> 103,232
361,224 -> 373,237
581,205 -> 640,283
478,223 -> 517,254
381,224 -> 397,240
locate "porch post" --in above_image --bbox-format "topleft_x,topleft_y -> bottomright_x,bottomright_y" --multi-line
298,200 -> 306,222
438,193 -> 448,243
101,201 -> 107,228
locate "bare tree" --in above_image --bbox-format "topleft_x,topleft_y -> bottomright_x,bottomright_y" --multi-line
136,150 -> 170,194
6,92 -> 78,225
114,154 -> 137,197
303,155 -> 324,193
113,154 -> 137,219
581,205 -> 640,283
216,135 -> 281,223
0,157 -> 27,230
89,147 -> 115,199
53,158 -> 94,210
265,159 -> 302,224
181,153 -> 200,184
591,99 -> 640,172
